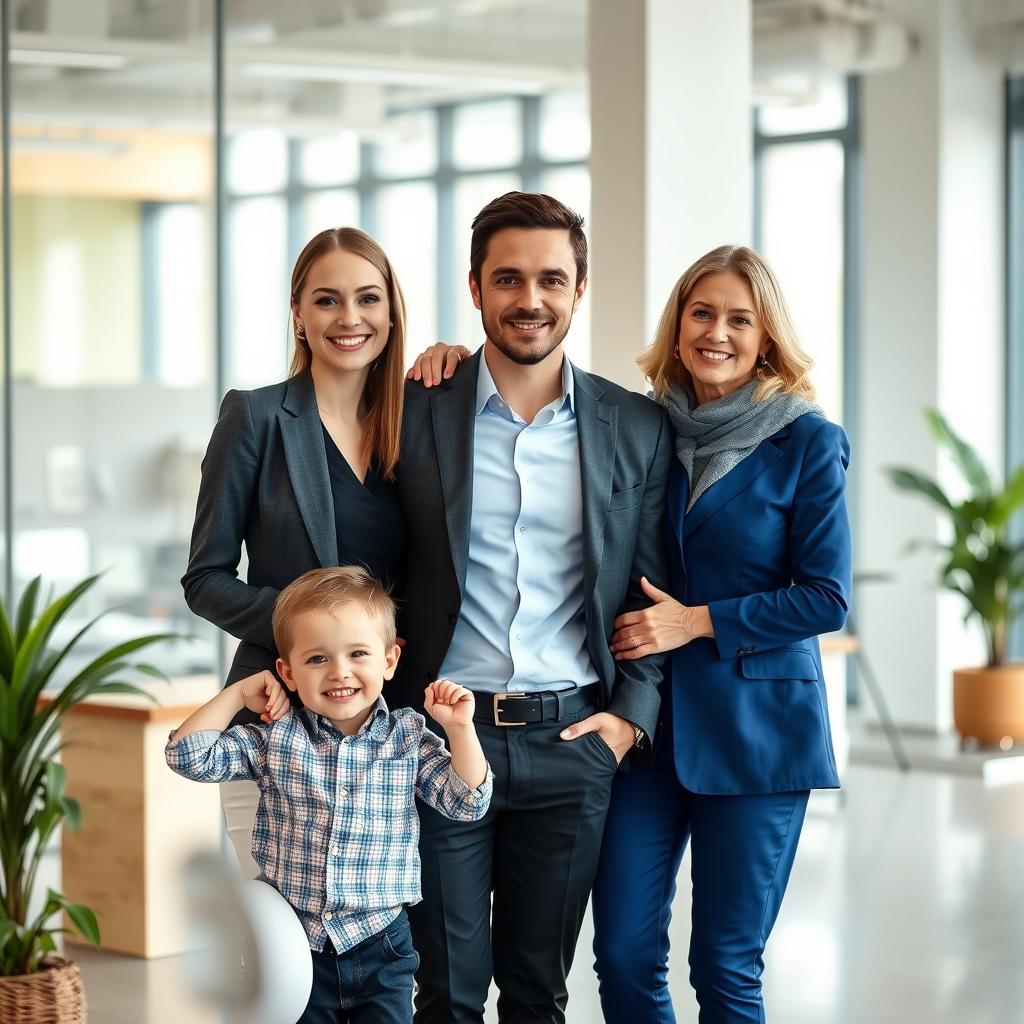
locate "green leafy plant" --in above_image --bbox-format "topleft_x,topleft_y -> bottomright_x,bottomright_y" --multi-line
0,576 -> 171,976
886,410 -> 1024,668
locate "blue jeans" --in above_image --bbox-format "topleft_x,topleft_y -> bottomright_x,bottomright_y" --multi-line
300,908 -> 418,1024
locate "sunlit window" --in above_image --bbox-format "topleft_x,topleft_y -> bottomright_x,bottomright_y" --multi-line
376,182 -> 438,356
760,141 -> 845,421
453,99 -> 523,170
227,197 -> 289,390
304,189 -> 361,238
227,129 -> 289,195
153,204 -> 210,388
301,131 -> 361,187
540,91 -> 590,162
376,110 -> 438,179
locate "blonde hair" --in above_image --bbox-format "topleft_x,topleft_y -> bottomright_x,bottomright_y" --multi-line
638,245 -> 816,403
272,566 -> 397,658
289,228 -> 406,478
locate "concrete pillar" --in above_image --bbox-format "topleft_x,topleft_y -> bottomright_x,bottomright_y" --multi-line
588,0 -> 753,388
860,0 -> 1004,731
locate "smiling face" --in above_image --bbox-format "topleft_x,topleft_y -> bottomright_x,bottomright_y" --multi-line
275,603 -> 400,735
469,226 -> 586,369
676,271 -> 772,405
292,249 -> 391,382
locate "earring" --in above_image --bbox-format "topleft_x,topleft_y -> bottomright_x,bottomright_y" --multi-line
296,322 -> 306,340
389,321 -> 394,328
673,344 -> 680,361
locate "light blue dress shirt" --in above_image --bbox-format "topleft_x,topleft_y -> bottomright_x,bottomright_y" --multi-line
439,351 -> 599,694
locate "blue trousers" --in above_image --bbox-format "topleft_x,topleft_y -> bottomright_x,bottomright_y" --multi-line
300,908 -> 418,1024
591,748 -> 808,1024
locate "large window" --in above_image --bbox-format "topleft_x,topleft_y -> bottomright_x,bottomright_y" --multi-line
0,4 -> 590,677
222,92 -> 591,388
754,75 -> 858,428
6,15 -> 218,678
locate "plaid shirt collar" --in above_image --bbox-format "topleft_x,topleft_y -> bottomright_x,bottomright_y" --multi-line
299,695 -> 391,742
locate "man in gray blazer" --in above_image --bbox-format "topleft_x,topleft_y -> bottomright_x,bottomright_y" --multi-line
394,192 -> 671,1023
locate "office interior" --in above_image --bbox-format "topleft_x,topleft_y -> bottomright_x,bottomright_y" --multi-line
2,0 -> 1023,1021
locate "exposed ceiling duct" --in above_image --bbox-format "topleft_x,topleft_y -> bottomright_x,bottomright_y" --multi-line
753,0 -> 912,77
968,0 -> 1024,72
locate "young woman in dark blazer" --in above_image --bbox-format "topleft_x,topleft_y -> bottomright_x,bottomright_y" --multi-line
592,246 -> 852,1024
181,227 -> 408,871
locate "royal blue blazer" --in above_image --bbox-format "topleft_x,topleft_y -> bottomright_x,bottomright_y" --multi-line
665,411 -> 851,795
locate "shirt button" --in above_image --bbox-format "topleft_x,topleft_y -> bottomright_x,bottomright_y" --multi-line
332,846 -> 340,855
324,912 -> 333,921
339,788 -> 348,797
519,526 -> 526,534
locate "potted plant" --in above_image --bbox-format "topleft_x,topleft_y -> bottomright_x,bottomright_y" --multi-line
887,410 -> 1024,745
0,575 -> 170,1022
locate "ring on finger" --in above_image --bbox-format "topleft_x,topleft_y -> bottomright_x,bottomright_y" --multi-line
633,637 -> 640,650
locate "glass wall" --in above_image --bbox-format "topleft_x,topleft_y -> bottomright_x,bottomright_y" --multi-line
0,6 -> 589,678
7,10 -> 218,676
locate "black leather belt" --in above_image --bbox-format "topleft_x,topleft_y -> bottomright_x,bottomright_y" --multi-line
472,683 -> 601,727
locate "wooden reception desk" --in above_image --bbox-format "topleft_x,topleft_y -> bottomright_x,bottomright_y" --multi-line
44,675 -> 223,958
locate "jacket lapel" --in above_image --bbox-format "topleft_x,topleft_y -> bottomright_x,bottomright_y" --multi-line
573,367 -> 617,608
278,371 -> 339,568
683,438 -> 784,539
430,351 -> 480,596
667,458 -> 688,559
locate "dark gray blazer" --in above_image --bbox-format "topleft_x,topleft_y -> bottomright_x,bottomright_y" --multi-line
392,350 -> 672,747
182,370 -> 340,684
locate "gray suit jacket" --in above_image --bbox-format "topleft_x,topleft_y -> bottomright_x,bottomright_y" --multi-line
392,350 -> 672,749
182,370 -> 340,684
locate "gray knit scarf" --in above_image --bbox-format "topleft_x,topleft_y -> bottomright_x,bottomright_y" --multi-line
659,379 -> 823,510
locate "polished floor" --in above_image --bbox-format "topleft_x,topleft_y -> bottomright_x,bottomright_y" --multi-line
71,763 -> 1024,1023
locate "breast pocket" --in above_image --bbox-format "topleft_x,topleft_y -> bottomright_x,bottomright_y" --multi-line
607,483 -> 642,512
369,759 -> 417,820
740,650 -> 819,682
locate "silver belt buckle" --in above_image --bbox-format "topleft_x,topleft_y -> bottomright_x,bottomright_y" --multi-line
493,691 -> 527,726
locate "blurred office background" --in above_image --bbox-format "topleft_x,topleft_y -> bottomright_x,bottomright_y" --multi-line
2,0 -> 1023,1021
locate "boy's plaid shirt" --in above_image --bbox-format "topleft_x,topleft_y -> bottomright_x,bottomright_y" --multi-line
166,697 -> 492,953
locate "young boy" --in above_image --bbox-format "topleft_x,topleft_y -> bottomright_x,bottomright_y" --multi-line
166,566 -> 492,1024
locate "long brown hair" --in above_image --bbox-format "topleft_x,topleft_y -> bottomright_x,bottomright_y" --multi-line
289,227 -> 406,478
638,245 -> 816,403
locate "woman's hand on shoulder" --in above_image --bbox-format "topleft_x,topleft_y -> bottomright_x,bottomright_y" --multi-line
610,578 -> 713,659
406,342 -> 472,387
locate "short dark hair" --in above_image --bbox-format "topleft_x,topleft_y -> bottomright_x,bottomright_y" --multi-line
469,192 -> 588,287
272,566 -> 397,658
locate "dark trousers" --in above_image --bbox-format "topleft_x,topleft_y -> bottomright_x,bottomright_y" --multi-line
591,741 -> 809,1024
410,704 -> 619,1023
300,908 -> 418,1024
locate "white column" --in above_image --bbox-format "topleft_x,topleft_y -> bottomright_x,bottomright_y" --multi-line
588,0 -> 753,388
860,0 -> 1004,731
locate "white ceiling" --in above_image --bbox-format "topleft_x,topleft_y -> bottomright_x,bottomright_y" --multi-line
8,0 -> 1019,135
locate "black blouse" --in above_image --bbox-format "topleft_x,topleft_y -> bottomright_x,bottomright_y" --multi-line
322,424 -> 408,595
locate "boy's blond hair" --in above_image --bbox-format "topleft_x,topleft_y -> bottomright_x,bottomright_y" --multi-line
272,566 -> 397,658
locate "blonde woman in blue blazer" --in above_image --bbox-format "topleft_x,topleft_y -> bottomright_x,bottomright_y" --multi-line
592,246 -> 851,1023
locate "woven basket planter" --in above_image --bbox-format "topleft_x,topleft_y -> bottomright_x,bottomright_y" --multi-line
0,956 -> 87,1023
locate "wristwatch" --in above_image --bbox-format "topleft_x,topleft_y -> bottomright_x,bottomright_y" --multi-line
631,722 -> 645,748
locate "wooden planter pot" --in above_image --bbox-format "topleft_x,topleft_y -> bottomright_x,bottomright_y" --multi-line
0,957 -> 86,1023
954,664 -> 1024,745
